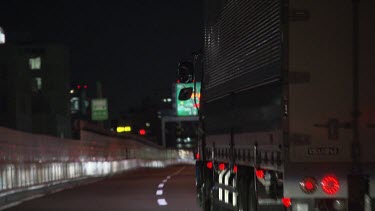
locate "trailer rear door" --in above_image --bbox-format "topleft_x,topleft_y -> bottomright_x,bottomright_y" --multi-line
288,0 -> 353,163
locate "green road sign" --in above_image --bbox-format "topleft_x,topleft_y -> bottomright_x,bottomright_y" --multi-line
176,82 -> 201,116
91,98 -> 108,121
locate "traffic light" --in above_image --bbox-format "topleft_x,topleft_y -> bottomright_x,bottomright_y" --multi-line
139,129 -> 146,136
177,61 -> 194,83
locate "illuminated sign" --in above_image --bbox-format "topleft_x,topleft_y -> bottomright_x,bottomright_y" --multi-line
117,126 -> 132,133
91,98 -> 108,121
176,82 -> 201,116
70,97 -> 80,114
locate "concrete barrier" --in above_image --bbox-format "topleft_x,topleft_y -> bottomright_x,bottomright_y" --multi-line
0,127 -> 194,209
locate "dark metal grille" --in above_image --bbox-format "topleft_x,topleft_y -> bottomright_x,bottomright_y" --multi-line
204,0 -> 282,101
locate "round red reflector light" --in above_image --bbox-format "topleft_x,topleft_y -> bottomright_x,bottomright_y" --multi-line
282,198 -> 292,208
206,161 -> 213,169
255,169 -> 264,179
219,163 -> 225,171
321,175 -> 340,195
195,153 -> 200,160
305,181 -> 314,189
300,177 -> 317,194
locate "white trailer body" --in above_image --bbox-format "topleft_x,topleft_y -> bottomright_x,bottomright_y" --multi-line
196,0 -> 375,210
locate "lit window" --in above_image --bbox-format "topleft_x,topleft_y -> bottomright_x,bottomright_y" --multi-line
32,77 -> 42,92
70,97 -> 80,113
0,27 -> 5,44
0,33 -> 4,44
36,77 -> 42,90
29,57 -> 41,70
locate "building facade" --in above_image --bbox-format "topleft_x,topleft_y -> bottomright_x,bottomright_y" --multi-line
0,43 -> 71,138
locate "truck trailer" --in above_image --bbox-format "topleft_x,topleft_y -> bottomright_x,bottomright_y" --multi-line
186,0 -> 375,210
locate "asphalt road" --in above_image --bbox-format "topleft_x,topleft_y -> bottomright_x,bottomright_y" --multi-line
6,165 -> 201,211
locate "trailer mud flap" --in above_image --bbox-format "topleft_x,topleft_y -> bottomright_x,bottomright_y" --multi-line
211,170 -> 238,211
211,184 -> 238,211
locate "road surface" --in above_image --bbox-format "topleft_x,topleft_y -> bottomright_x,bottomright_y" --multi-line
6,165 -> 201,211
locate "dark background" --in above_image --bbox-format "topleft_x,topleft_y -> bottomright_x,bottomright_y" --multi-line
0,0 -> 203,118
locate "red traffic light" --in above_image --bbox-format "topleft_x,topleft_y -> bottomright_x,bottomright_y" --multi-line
139,129 -> 146,136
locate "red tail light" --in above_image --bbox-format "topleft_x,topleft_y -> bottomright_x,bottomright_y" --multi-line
282,198 -> 292,208
256,169 -> 264,179
206,161 -> 213,169
300,177 -> 317,194
218,163 -> 225,171
321,175 -> 340,195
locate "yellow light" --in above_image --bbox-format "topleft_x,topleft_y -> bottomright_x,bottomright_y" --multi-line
191,93 -> 201,99
117,127 -> 125,133
116,126 -> 132,133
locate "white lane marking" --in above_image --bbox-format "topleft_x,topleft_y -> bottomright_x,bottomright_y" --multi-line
157,198 -> 168,206
155,166 -> 186,206
0,194 -> 45,211
156,189 -> 163,195
171,166 -> 186,176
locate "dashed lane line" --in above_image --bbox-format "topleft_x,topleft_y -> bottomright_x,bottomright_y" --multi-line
156,190 -> 163,195
155,166 -> 186,207
157,198 -> 168,206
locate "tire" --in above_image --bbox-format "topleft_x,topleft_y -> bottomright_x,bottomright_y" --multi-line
237,166 -> 257,211
248,181 -> 257,211
237,173 -> 249,211
202,167 -> 214,211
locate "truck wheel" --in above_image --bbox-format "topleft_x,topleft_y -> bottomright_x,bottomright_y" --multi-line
237,175 -> 249,211
237,180 -> 257,211
237,167 -> 257,211
248,181 -> 257,211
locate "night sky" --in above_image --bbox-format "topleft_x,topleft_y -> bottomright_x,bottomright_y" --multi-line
0,0 -> 203,118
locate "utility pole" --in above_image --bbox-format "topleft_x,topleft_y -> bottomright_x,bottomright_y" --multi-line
348,1 -> 366,210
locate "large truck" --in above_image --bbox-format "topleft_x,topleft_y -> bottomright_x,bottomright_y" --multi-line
182,0 -> 375,210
